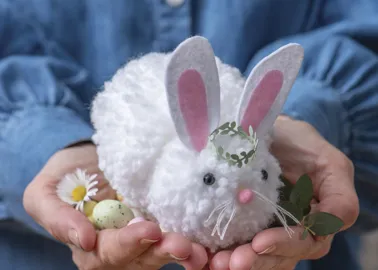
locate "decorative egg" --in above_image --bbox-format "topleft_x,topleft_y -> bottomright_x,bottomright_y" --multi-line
83,201 -> 98,217
92,200 -> 134,229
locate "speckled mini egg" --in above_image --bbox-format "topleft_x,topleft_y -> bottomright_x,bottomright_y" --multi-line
92,199 -> 134,229
83,201 -> 97,217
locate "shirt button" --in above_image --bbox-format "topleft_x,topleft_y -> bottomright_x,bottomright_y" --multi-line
166,0 -> 184,8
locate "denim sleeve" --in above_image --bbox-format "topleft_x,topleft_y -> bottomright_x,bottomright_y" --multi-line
246,23 -> 378,154
0,3 -> 94,234
246,24 -> 378,231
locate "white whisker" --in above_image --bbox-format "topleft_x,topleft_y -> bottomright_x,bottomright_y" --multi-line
255,195 -> 294,237
205,199 -> 237,240
220,203 -> 236,240
252,190 -> 300,238
275,204 -> 302,224
213,206 -> 228,236
205,200 -> 232,225
272,207 -> 295,236
253,190 -> 301,225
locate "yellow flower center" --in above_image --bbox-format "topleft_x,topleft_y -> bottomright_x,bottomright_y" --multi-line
71,186 -> 87,202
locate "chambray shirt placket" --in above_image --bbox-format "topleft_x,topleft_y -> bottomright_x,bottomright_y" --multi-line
152,0 -> 191,53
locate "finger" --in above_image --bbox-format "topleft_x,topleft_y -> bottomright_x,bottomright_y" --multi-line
229,243 -> 257,270
179,243 -> 208,270
23,174 -> 96,251
135,232 -> 192,266
129,243 -> 207,270
71,226 -> 207,270
272,117 -> 359,230
251,226 -> 330,260
96,220 -> 162,265
69,244 -> 102,270
249,255 -> 287,270
313,146 -> 359,230
209,250 -> 232,270
90,173 -> 117,201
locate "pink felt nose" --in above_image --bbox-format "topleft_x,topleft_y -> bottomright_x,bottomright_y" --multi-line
238,189 -> 254,204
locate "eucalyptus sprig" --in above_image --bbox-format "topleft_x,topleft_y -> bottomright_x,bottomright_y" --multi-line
275,174 -> 344,240
209,121 -> 258,168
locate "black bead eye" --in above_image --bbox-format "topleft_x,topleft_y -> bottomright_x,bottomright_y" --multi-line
261,170 -> 268,181
203,173 -> 216,185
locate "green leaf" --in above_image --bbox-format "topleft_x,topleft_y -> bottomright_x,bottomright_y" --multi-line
220,130 -> 229,135
244,158 -> 249,164
278,201 -> 303,226
239,130 -> 248,139
301,229 -> 309,240
230,121 -> 236,128
240,151 -> 247,157
219,122 -> 230,130
237,161 -> 242,168
302,205 -> 311,216
217,147 -> 224,155
304,212 -> 344,236
290,174 -> 313,209
278,185 -> 292,202
231,154 -> 239,160
248,126 -> 254,136
225,152 -> 231,159
279,175 -> 293,187
247,150 -> 255,158
239,132 -> 248,139
279,175 -> 293,201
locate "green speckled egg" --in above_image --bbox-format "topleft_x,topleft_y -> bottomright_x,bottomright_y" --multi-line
92,200 -> 134,230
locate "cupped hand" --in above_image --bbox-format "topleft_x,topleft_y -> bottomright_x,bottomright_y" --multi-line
209,116 -> 359,270
23,143 -> 207,270
68,220 -> 207,270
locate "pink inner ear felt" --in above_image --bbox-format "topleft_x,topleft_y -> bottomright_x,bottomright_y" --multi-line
241,70 -> 284,134
178,69 -> 209,152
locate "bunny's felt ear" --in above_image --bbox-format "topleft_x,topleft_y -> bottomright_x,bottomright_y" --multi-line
237,43 -> 304,137
165,36 -> 220,152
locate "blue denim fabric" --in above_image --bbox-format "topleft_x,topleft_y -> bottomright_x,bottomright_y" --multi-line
1,0 -> 378,269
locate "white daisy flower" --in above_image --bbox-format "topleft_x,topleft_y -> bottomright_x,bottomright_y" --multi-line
56,168 -> 99,213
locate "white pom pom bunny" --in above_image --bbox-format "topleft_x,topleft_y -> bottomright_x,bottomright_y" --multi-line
91,36 -> 304,252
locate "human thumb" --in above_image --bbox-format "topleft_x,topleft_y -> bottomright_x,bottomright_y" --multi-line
23,173 -> 97,251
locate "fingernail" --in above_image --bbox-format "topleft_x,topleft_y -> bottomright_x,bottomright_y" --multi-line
127,217 -> 146,226
140,238 -> 160,244
257,245 -> 276,255
68,229 -> 82,249
169,253 -> 189,261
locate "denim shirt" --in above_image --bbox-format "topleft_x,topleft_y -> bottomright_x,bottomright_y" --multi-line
0,0 -> 377,269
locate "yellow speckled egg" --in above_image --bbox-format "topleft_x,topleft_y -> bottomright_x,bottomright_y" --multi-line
83,201 -> 97,217
92,200 -> 134,229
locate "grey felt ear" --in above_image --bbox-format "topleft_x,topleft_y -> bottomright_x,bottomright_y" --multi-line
165,36 -> 220,152
236,43 -> 304,137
